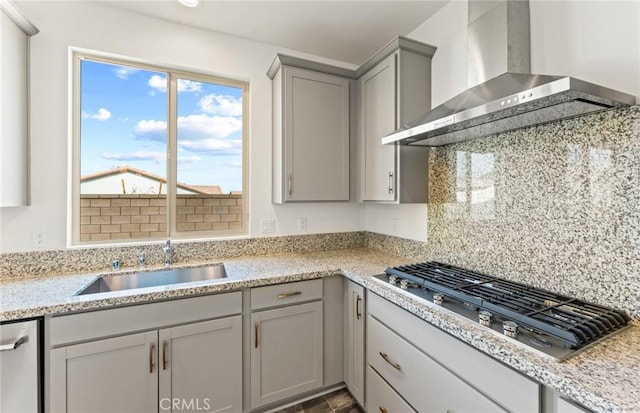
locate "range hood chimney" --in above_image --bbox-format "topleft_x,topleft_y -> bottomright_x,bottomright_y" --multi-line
383,0 -> 636,147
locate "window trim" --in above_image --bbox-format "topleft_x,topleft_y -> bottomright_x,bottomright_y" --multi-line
70,50 -> 250,246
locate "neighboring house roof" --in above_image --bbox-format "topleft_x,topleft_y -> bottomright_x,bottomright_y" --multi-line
80,165 -> 222,195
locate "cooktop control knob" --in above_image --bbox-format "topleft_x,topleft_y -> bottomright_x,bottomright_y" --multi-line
388,275 -> 397,285
478,310 -> 492,326
400,279 -> 409,290
433,293 -> 444,305
503,321 -> 519,338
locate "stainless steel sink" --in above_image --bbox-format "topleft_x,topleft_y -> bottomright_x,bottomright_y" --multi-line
75,265 -> 227,296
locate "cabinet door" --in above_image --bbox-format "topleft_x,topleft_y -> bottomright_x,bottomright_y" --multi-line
284,67 -> 349,201
251,301 -> 323,408
345,281 -> 365,406
49,331 -> 158,413
159,316 -> 242,413
360,53 -> 397,202
0,9 -> 29,206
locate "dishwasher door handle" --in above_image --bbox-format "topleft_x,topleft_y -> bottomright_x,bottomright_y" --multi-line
0,336 -> 26,352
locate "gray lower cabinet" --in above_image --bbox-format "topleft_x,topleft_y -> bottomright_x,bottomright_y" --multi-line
50,316 -> 242,413
368,316 -> 505,413
344,280 -> 365,407
48,292 -> 243,413
367,293 -> 540,413
250,300 -> 323,409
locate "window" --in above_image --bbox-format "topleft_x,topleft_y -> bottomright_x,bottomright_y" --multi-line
72,52 -> 249,244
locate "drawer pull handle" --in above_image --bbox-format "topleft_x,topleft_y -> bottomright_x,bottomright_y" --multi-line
278,291 -> 302,299
356,295 -> 362,320
379,351 -> 401,370
149,343 -> 155,373
0,336 -> 25,352
162,341 -> 168,370
379,407 -> 388,413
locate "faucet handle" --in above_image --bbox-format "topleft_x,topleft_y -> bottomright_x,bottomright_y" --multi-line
139,251 -> 146,268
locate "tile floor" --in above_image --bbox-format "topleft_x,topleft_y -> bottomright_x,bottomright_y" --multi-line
275,388 -> 364,413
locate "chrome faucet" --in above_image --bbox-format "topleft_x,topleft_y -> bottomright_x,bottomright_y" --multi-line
162,240 -> 172,267
139,251 -> 146,268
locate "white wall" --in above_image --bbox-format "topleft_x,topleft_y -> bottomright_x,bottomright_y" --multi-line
0,1 -> 364,253
407,0 -> 468,108
409,0 -> 640,105
529,0 -> 640,99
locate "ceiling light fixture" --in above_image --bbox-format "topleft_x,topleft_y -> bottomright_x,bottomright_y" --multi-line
178,0 -> 199,8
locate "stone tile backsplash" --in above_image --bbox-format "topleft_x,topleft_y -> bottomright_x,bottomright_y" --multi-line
0,232 -> 365,279
424,105 -> 640,318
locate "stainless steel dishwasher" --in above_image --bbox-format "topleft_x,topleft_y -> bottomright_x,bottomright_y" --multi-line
0,318 -> 41,413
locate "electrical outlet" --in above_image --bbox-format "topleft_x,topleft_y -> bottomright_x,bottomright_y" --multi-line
260,218 -> 276,234
32,230 -> 48,247
297,217 -> 308,232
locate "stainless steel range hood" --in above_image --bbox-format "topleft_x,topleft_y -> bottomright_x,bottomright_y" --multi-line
383,0 -> 636,147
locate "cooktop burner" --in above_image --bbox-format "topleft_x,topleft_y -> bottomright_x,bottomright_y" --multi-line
375,262 -> 630,361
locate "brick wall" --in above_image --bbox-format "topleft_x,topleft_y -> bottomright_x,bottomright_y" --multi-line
80,194 -> 243,242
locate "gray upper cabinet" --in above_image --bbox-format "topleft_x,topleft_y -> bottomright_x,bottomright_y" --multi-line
0,2 -> 38,207
269,55 -> 350,203
357,37 -> 436,203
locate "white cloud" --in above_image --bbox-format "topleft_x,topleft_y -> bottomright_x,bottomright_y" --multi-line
179,139 -> 242,154
198,94 -> 242,117
113,67 -> 140,80
83,108 -> 112,121
147,76 -> 202,94
101,151 -> 166,163
178,79 -> 202,93
134,114 -> 242,154
148,75 -> 167,93
134,119 -> 167,135
177,114 -> 242,140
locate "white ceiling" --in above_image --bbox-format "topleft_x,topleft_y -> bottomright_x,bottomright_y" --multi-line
98,1 -> 449,65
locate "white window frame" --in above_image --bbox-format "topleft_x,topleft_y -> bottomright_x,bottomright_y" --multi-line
70,50 -> 250,246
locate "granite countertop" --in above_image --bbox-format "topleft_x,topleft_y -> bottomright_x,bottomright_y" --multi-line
1,248 -> 638,413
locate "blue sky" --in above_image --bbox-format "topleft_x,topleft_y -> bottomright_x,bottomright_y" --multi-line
80,59 -> 243,193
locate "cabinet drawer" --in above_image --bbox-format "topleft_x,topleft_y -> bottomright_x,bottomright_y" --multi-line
368,293 -> 539,413
251,279 -> 322,310
50,291 -> 242,346
368,315 -> 505,413
367,365 -> 416,413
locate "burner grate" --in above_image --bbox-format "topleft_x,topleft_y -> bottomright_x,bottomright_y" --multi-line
385,262 -> 630,348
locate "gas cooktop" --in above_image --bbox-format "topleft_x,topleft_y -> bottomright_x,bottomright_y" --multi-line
375,262 -> 630,361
